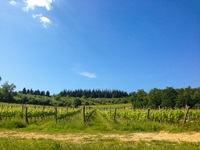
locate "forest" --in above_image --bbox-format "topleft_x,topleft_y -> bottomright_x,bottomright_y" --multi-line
0,76 -> 200,108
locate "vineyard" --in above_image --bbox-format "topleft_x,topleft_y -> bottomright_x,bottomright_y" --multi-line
0,103 -> 199,131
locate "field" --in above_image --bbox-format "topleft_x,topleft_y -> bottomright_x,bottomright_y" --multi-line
0,103 -> 200,149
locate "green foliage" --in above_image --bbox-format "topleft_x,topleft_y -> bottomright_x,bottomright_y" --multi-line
1,82 -> 16,103
73,98 -> 82,107
60,89 -> 129,98
130,87 -> 200,109
0,120 -> 26,129
148,88 -> 162,108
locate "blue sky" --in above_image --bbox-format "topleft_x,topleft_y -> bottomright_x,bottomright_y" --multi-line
0,0 -> 200,94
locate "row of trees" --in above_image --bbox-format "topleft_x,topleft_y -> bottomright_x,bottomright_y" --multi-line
1,76 -> 200,108
21,88 -> 50,97
130,87 -> 200,109
60,89 -> 129,98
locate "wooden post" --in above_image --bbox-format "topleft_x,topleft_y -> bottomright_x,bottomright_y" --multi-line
83,105 -> 86,122
66,106 -> 68,112
55,107 -> 57,123
184,106 -> 190,124
147,108 -> 150,119
133,104 -> 135,111
109,106 -> 111,119
25,107 -> 29,124
43,105 -> 45,111
113,108 -> 117,122
21,105 -> 24,119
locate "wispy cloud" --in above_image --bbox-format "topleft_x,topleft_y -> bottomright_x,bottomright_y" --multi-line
40,16 -> 51,28
79,72 -> 97,78
32,14 -> 42,18
9,0 -> 57,28
23,0 -> 56,11
33,14 -> 52,28
9,1 -> 17,6
73,64 -> 97,79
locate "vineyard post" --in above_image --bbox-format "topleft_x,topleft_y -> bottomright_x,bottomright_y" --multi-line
21,105 -> 24,119
83,105 -> 86,122
184,106 -> 190,124
43,105 -> 45,111
42,105 -> 45,121
25,107 -> 29,124
147,108 -> 150,120
55,107 -> 58,123
109,106 -> 111,119
66,106 -> 68,112
113,108 -> 117,122
34,105 -> 37,122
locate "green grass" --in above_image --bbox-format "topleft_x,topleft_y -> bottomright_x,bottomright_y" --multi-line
0,137 -> 199,150
0,119 -> 27,129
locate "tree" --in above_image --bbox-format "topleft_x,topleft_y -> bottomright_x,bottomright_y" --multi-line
148,88 -> 162,109
40,91 -> 45,96
192,88 -> 200,107
136,89 -> 148,108
0,76 -> 2,101
161,87 -> 177,108
129,92 -> 137,109
46,91 -> 50,97
22,88 -> 27,94
175,88 -> 186,108
30,89 -> 34,95
1,82 -> 16,102
73,98 -> 82,107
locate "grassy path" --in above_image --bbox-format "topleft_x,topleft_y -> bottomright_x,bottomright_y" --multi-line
84,109 -> 113,131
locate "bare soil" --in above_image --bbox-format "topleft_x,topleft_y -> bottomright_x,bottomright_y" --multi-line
0,131 -> 199,143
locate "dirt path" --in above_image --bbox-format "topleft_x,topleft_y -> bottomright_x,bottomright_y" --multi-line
0,131 -> 200,143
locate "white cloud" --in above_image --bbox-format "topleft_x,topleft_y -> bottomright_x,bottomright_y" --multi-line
40,16 -> 51,28
32,14 -> 51,28
79,72 -> 97,78
24,0 -> 56,11
9,0 -> 56,28
32,14 -> 42,18
9,1 -> 17,6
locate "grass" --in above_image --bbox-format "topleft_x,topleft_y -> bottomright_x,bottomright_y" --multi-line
0,137 -> 199,150
0,119 -> 27,129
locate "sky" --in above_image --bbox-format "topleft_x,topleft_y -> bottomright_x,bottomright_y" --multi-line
0,0 -> 200,94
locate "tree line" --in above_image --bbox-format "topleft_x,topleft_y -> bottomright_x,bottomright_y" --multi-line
0,76 -> 200,108
60,89 -> 129,98
22,88 -> 50,97
130,87 -> 200,109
